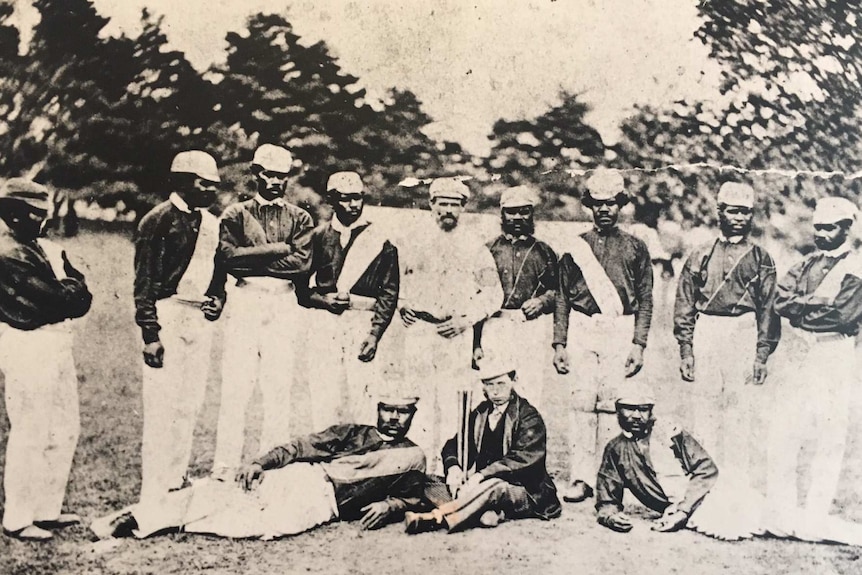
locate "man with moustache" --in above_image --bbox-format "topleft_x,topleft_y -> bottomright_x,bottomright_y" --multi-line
473,185 -> 558,409
552,168 -> 654,504
397,177 -> 503,474
767,196 -> 862,521
296,171 -> 399,428
210,144 -> 314,477
92,396 -> 428,540
0,179 -> 92,541
673,182 -> 780,486
596,386 -> 862,546
132,151 -> 224,536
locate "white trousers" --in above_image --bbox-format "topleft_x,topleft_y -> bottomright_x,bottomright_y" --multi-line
480,312 -> 552,411
302,308 -> 378,430
567,314 -> 634,484
766,329 -> 854,517
214,280 -> 298,470
398,320 -> 474,475
139,300 -> 214,513
0,323 -> 80,532
691,313 -> 759,486
95,463 -> 338,540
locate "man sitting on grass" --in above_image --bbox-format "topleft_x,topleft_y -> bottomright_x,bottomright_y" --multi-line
596,384 -> 862,546
404,357 -> 561,534
91,396 -> 429,540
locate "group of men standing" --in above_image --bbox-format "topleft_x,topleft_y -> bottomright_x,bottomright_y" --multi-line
1,144 -> 862,545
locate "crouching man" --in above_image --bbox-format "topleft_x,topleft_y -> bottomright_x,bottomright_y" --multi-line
404,358 -> 561,534
92,396 -> 428,540
596,385 -> 862,546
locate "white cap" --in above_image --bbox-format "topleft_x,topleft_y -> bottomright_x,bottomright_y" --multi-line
170,151 -> 220,182
376,395 -> 419,408
0,178 -> 51,211
500,185 -> 538,209
429,177 -> 470,201
813,196 -> 858,225
717,182 -> 754,208
476,353 -> 516,382
616,383 -> 657,407
327,171 -> 364,195
585,168 -> 625,201
252,144 -> 293,173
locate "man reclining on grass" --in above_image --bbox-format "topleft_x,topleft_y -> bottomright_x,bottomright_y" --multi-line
91,396 -> 428,540
595,383 -> 862,546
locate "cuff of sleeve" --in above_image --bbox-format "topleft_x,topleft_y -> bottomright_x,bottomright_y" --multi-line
679,343 -> 694,360
632,338 -> 647,349
141,327 -> 160,344
755,345 -> 772,364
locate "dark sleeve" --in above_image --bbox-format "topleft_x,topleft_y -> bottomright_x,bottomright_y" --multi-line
133,214 -> 163,344
0,250 -> 92,330
479,405 -> 547,480
294,229 -> 324,309
552,253 -> 574,346
674,430 -> 719,516
595,442 -> 625,520
384,470 -> 433,515
267,209 -> 314,276
204,258 -> 228,300
754,249 -> 781,362
368,243 -> 400,341
632,239 -> 654,347
254,424 -> 356,470
773,260 -> 809,321
788,274 -> 862,333
536,243 -> 559,313
673,254 -> 698,359
216,206 -> 295,275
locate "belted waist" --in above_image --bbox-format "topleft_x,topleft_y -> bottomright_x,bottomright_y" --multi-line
232,276 -> 295,294
408,309 -> 452,324
791,324 -> 853,344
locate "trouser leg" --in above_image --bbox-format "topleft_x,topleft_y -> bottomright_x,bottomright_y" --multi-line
1,327 -> 79,531
140,303 -> 213,521
439,478 -> 532,532
569,351 -> 599,484
805,341 -> 852,515
213,291 -> 261,469
258,294 -> 296,452
34,331 -> 80,522
306,310 -> 345,430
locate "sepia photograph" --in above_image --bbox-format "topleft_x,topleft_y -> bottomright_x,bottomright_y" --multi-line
1,0 -> 862,573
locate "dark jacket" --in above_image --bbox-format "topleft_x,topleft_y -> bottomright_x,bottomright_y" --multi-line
441,392 -> 561,520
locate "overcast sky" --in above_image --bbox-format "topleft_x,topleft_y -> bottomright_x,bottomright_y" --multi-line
16,0 -> 723,155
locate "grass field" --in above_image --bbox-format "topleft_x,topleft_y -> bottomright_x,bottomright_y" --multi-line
2,225 -> 862,574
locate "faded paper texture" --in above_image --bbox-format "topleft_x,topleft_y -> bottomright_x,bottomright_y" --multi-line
1,1 -> 861,573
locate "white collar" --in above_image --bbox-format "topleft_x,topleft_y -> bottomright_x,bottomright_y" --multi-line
720,233 -> 746,244
331,215 -> 370,248
254,194 -> 286,207
169,192 -> 192,214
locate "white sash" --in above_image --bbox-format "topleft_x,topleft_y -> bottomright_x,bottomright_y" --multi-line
175,211 -> 219,304
37,238 -> 67,280
568,235 -> 625,317
335,223 -> 387,294
813,251 -> 862,301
